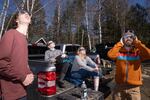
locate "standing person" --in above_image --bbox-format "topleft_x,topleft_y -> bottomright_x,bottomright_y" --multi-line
71,47 -> 100,91
0,10 -> 34,100
45,41 -> 69,88
107,30 -> 150,100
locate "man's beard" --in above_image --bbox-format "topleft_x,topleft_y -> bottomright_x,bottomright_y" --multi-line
124,40 -> 133,47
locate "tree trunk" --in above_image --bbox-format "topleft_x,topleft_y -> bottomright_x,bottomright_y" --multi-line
98,0 -> 102,44
85,0 -> 91,50
81,30 -> 84,46
56,0 -> 61,43
30,0 -> 35,16
0,0 -> 9,39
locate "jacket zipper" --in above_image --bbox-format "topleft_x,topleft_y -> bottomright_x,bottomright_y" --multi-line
125,51 -> 129,82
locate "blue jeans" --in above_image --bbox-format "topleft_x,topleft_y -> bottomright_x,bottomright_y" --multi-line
71,69 -> 103,86
71,69 -> 100,79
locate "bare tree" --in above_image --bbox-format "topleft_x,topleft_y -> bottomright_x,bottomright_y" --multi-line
85,0 -> 92,50
97,0 -> 103,44
56,0 -> 61,43
0,0 -> 9,39
30,0 -> 36,16
81,29 -> 85,46
4,0 -> 36,32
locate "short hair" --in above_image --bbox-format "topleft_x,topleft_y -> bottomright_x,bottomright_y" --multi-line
47,41 -> 54,46
7,10 -> 30,30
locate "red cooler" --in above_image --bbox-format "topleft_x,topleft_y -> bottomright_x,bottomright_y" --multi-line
37,66 -> 56,96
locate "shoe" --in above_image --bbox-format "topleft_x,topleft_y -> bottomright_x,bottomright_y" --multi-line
100,77 -> 113,84
58,81 -> 65,88
100,76 -> 108,82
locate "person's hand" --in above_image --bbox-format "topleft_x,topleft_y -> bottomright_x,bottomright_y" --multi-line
120,37 -> 124,45
93,67 -> 99,72
95,65 -> 100,69
95,55 -> 101,64
23,74 -> 34,86
133,36 -> 138,42
132,36 -> 139,46
61,53 -> 67,58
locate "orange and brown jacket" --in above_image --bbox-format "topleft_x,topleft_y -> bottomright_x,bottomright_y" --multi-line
107,40 -> 150,85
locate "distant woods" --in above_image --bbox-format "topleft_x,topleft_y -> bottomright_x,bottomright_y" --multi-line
0,0 -> 150,48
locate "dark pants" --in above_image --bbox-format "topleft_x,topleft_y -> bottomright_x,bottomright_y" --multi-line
0,96 -> 27,100
17,96 -> 27,100
56,62 -> 70,81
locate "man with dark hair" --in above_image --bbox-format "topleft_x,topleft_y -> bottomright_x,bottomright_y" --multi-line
0,10 -> 34,100
107,30 -> 150,100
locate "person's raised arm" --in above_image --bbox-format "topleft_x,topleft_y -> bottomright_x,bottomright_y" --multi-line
133,38 -> 150,61
107,40 -> 123,60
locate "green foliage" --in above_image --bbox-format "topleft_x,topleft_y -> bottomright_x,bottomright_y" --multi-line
48,0 -> 87,45
28,0 -> 47,42
126,4 -> 150,44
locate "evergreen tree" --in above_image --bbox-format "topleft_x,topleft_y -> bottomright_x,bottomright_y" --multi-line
60,0 -> 86,45
126,4 -> 150,44
28,0 -> 47,42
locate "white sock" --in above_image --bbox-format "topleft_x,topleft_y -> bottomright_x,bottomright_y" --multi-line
94,77 -> 99,91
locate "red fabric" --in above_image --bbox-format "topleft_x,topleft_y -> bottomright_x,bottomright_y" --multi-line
38,72 -> 56,95
0,29 -> 32,100
38,72 -> 56,81
38,86 -> 56,95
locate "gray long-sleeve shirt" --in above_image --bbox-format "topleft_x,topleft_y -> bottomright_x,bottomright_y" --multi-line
44,49 -> 62,62
71,55 -> 97,72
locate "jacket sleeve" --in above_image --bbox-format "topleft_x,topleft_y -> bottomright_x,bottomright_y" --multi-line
75,56 -> 94,71
134,40 -> 150,61
107,42 -> 123,60
0,30 -> 26,82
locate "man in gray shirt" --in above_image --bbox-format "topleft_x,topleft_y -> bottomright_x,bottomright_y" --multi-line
45,41 -> 69,88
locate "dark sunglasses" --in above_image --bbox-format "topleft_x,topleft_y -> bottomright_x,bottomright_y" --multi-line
79,48 -> 86,51
124,30 -> 134,34
123,35 -> 134,39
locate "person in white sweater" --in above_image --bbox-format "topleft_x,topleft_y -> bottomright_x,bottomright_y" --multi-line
45,41 -> 69,88
71,47 -> 100,91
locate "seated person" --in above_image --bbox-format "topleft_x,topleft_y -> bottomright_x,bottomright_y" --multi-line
71,47 -> 101,91
45,41 -> 69,88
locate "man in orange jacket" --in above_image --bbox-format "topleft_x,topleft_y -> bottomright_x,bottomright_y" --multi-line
107,30 -> 150,100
